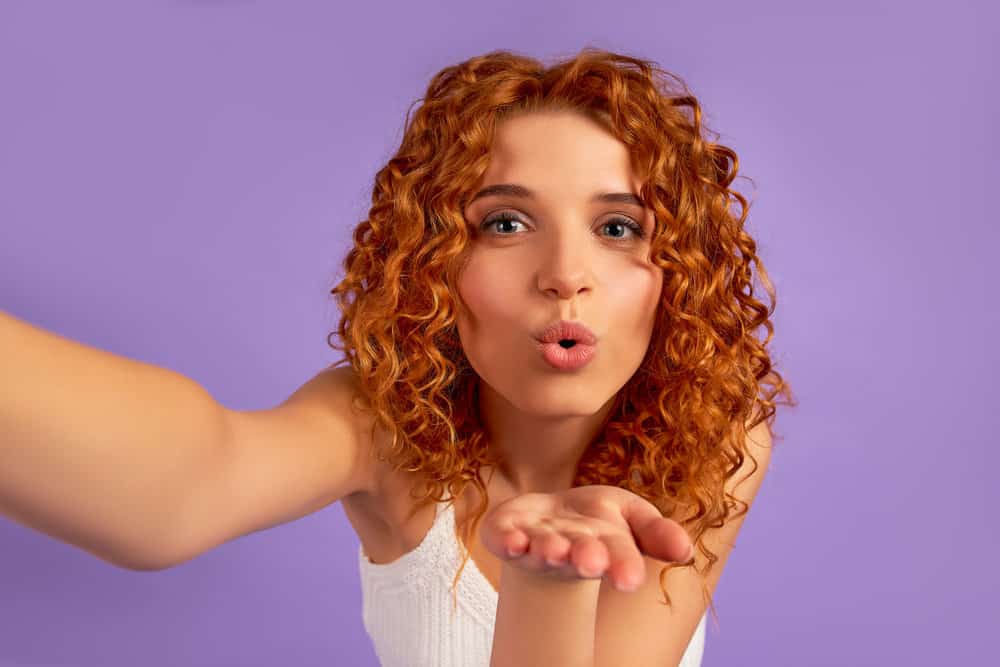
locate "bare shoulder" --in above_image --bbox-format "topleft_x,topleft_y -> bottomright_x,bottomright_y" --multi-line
258,362 -> 384,499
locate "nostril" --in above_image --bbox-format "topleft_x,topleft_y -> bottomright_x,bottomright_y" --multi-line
558,339 -> 577,349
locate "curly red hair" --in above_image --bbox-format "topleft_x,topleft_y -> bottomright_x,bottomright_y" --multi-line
327,46 -> 797,622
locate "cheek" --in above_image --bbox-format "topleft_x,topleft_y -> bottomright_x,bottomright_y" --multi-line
457,257 -> 518,326
610,266 -> 663,327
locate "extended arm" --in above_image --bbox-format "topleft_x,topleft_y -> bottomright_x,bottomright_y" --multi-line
0,310 -> 373,571
0,309 -> 230,570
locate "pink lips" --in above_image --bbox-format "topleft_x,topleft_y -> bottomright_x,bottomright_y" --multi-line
537,341 -> 596,370
534,320 -> 598,371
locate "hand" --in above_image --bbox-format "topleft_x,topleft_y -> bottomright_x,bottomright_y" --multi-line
480,484 -> 695,593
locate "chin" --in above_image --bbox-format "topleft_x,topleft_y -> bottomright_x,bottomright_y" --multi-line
497,379 -> 614,418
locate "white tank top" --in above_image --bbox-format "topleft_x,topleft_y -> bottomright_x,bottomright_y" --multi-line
358,500 -> 707,666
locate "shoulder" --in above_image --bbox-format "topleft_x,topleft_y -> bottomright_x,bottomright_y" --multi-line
239,362 -> 392,503
320,364 -> 432,526
161,364 -> 406,567
309,363 -> 392,499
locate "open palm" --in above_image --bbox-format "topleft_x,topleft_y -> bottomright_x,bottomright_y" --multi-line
480,484 -> 695,592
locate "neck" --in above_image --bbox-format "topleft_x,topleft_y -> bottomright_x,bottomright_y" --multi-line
476,380 -> 616,495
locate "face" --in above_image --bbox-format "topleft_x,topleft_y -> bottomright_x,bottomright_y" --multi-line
456,110 -> 664,419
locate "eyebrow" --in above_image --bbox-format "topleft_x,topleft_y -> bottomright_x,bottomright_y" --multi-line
468,183 -> 645,209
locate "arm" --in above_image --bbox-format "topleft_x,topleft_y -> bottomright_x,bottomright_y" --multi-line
163,364 -> 378,568
490,565 -> 602,667
0,310 -> 374,572
0,309 -> 231,570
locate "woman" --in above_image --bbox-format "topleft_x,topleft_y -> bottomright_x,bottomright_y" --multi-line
0,47 -> 794,667
326,47 -> 795,666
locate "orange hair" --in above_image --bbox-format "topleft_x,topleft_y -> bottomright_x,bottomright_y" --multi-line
327,46 -> 797,623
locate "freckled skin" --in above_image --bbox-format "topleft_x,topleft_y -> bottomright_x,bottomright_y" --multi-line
457,110 -> 664,495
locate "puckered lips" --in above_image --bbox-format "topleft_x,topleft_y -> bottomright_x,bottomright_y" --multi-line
534,320 -> 598,371
534,320 -> 598,346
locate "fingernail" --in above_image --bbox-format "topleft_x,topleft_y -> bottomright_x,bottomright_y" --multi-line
615,576 -> 637,592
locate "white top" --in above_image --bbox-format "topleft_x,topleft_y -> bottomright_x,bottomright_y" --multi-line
358,500 -> 706,666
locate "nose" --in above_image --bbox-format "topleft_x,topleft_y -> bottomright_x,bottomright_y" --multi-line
536,231 -> 594,299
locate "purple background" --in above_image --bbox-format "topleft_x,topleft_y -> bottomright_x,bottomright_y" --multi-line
1,1 -> 995,665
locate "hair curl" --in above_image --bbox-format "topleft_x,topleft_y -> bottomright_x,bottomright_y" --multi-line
327,46 -> 797,626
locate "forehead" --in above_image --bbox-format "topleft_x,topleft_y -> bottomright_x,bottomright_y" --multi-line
480,111 -> 641,194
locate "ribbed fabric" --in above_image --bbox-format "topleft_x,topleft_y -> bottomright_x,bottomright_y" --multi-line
358,501 -> 706,667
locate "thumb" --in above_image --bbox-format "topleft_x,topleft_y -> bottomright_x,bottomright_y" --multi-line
622,499 -> 695,564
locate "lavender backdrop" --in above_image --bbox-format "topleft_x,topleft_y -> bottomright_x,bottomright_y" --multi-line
1,1 -> 995,665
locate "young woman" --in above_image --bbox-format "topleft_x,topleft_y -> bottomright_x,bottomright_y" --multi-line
0,48 -> 794,667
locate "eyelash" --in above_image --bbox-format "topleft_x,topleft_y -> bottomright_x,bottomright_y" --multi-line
480,211 -> 646,241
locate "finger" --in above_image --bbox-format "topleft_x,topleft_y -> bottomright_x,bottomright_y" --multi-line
567,534 -> 610,579
483,526 -> 530,560
502,530 -> 531,559
639,517 -> 693,563
600,532 -> 647,592
481,510 -> 532,559
621,497 -> 694,563
522,523 -> 572,569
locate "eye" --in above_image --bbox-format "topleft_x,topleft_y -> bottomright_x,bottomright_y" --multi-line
600,216 -> 646,241
480,212 -> 528,235
480,211 -> 646,241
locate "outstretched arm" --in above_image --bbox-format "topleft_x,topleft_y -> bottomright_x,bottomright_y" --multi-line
0,310 -> 231,570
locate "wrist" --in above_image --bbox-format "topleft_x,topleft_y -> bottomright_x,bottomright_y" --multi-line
500,560 -> 604,593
